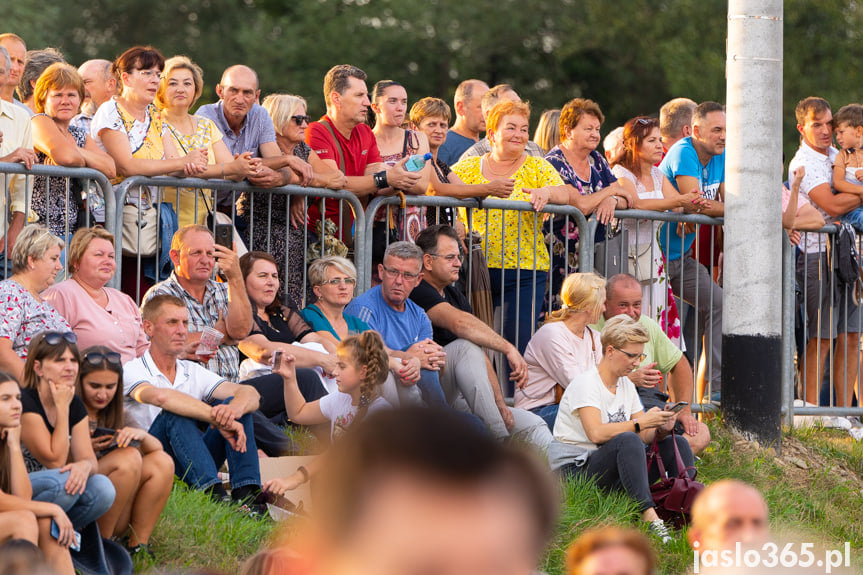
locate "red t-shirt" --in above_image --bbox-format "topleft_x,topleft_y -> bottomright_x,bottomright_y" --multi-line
306,116 -> 382,238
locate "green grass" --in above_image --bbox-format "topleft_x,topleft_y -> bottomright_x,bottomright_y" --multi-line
139,420 -> 863,574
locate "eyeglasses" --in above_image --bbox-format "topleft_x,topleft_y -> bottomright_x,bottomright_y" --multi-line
137,69 -> 163,80
319,277 -> 357,286
381,265 -> 420,281
43,331 -> 77,346
429,253 -> 463,262
614,347 -> 646,362
292,114 -> 311,126
84,351 -> 122,366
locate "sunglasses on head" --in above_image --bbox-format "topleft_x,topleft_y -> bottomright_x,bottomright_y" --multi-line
43,331 -> 77,346
292,114 -> 311,125
84,351 -> 122,366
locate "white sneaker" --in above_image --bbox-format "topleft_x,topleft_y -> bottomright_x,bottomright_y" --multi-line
648,519 -> 673,544
822,416 -> 853,430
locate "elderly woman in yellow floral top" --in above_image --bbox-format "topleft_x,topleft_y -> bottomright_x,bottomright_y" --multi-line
156,55 -> 259,226
452,100 -> 573,355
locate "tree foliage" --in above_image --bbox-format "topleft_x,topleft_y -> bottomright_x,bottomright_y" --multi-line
6,0 -> 863,158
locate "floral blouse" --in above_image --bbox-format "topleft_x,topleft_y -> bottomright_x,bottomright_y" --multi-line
452,155 -> 563,271
0,279 -> 71,359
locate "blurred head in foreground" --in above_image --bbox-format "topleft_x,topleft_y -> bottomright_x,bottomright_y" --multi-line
566,526 -> 656,575
688,480 -> 769,554
308,407 -> 559,575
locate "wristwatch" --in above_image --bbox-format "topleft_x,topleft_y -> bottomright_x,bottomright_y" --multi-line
374,171 -> 388,190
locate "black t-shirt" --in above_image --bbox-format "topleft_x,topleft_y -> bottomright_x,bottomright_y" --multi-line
250,300 -> 314,345
20,386 -> 88,472
409,279 -> 472,347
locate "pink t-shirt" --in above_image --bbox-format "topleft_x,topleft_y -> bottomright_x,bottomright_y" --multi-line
43,279 -> 149,364
781,185 -> 810,214
516,321 -> 603,411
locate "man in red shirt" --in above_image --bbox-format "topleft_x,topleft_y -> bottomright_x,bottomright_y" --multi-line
306,64 -> 420,240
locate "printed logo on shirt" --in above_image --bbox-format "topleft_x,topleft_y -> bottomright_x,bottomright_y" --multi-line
607,405 -> 628,423
362,149 -> 368,155
314,148 -> 329,156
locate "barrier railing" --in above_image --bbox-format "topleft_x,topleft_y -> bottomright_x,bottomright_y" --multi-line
0,162 -> 114,281
113,176 -> 366,304
595,210 -> 725,414
2,161 -> 860,422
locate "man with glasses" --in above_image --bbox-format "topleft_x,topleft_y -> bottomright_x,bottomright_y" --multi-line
595,274 -> 710,454
197,65 -> 308,214
345,241 -> 448,407
411,225 -> 551,447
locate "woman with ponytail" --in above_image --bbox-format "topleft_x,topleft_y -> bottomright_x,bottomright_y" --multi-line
515,273 -> 606,430
262,331 -> 390,497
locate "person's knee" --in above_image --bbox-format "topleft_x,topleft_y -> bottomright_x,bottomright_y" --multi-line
81,474 -> 117,515
30,471 -> 77,508
107,446 -> 144,477
146,450 -> 176,479
685,423 -> 711,455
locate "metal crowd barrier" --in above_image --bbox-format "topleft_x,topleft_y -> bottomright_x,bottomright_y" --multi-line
113,176 -> 366,304
786,224 -> 863,424
0,162 -> 114,280
594,210 -> 725,414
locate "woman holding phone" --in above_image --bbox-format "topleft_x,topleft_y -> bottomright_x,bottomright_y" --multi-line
76,346 -> 173,559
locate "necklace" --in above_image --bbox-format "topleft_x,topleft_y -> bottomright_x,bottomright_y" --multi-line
485,154 -> 521,177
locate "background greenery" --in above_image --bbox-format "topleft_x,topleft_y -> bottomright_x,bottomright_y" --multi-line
7,0 -> 863,163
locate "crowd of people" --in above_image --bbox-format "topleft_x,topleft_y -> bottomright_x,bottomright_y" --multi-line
0,30 -> 856,575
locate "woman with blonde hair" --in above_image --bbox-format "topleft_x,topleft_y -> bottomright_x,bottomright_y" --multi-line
516,272 -> 605,428
156,55 -> 259,226
550,314 -> 690,544
533,108 -> 561,154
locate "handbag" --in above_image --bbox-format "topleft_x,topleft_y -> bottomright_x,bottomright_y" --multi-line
646,432 -> 704,527
121,187 -> 158,257
629,240 -> 653,282
594,223 -> 628,278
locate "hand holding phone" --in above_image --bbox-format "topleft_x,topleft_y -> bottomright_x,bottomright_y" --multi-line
666,401 -> 689,414
51,518 -> 81,551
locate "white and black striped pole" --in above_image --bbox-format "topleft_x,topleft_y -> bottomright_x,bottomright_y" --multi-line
722,0 -> 784,447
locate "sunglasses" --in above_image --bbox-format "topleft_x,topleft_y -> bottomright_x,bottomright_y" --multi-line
292,114 -> 311,126
84,351 -> 122,366
634,117 -> 656,127
43,331 -> 77,346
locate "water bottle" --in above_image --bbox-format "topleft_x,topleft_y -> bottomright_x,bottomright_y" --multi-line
404,152 -> 432,172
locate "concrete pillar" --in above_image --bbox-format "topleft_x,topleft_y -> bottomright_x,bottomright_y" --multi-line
722,0 -> 784,447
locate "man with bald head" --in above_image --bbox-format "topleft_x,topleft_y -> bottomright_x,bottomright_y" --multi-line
197,65 -> 306,212
71,59 -> 117,133
437,79 -> 488,166
595,273 -> 711,454
0,34 -> 29,113
689,480 -> 769,554
458,84 -> 545,161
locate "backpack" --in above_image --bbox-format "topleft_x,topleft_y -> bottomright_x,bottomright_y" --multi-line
832,223 -> 863,304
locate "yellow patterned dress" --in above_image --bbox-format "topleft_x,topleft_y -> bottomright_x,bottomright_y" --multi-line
452,155 -> 563,272
164,116 -> 225,226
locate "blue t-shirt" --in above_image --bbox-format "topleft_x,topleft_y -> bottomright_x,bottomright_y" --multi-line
658,137 -> 725,261
345,285 -> 433,351
437,131 -> 476,167
300,304 -> 370,341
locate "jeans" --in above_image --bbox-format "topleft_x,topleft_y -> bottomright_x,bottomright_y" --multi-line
841,206 -> 863,233
148,400 -> 260,491
29,469 -> 116,530
417,369 -> 447,406
559,432 -> 694,512
529,403 -> 560,431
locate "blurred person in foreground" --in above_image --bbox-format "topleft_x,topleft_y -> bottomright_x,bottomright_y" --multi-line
566,526 -> 656,575
298,406 -> 558,575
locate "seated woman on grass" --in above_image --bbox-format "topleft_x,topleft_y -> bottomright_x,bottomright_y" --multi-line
75,345 -> 173,559
262,331 -> 390,497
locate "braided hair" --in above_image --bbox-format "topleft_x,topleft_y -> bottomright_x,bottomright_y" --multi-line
338,331 -> 389,427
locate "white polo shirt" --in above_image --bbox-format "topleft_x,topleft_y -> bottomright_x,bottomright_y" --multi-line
123,350 -> 226,429
0,99 -> 33,238
788,141 -> 838,254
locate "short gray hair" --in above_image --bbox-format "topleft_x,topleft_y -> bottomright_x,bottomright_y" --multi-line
18,48 -> 65,101
383,241 -> 423,264
11,224 -> 64,274
600,314 -> 649,351
308,255 -> 357,287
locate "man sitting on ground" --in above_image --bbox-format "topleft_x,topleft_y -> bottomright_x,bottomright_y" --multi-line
595,274 -> 711,454
411,225 -> 551,447
125,295 -> 265,511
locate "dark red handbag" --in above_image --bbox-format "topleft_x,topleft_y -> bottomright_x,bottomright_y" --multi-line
646,432 -> 704,527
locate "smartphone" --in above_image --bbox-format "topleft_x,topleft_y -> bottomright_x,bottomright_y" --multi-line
272,349 -> 283,370
51,519 -> 82,552
214,223 -> 233,250
667,401 -> 689,413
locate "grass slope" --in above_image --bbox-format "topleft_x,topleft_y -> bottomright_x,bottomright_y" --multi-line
140,420 -> 863,574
